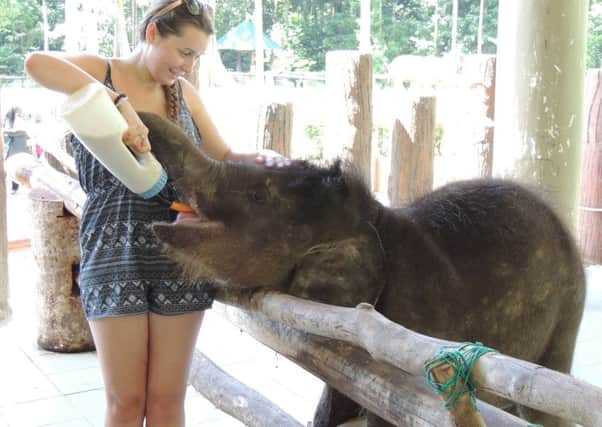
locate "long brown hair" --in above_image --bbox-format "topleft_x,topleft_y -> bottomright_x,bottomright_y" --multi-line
139,1 -> 214,124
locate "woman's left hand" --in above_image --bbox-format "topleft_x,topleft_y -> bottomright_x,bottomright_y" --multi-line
254,149 -> 291,168
230,149 -> 291,167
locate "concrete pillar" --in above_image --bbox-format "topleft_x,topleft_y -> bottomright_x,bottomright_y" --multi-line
493,0 -> 589,230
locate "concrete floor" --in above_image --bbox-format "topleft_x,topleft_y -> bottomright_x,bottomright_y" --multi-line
1,190 -> 602,427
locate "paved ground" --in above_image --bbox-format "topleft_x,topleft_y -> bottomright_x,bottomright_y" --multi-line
1,189 -> 602,427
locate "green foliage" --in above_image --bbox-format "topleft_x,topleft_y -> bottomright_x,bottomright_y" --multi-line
303,123 -> 324,160
588,1 -> 602,68
0,0 -> 599,77
0,0 -> 64,76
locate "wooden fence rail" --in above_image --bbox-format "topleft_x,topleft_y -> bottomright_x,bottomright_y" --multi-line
218,290 -> 602,427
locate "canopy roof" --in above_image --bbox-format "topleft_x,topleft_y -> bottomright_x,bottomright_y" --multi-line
217,20 -> 281,51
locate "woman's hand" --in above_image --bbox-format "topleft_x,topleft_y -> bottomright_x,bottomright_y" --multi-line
253,149 -> 292,168
226,149 -> 292,167
116,99 -> 151,153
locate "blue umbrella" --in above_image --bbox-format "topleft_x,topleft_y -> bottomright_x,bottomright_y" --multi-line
217,20 -> 281,51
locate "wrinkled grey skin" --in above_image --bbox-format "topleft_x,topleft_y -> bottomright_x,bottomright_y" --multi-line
141,112 -> 585,427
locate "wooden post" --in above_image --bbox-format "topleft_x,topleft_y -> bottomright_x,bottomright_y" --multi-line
429,365 -> 487,427
578,69 -> 602,264
477,56 -> 496,178
29,188 -> 94,352
257,102 -> 293,157
324,51 -> 373,187
0,94 -> 11,322
114,0 -> 130,56
493,0 -> 589,230
388,96 -> 435,207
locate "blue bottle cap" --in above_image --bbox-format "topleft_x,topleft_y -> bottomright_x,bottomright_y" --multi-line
139,168 -> 168,199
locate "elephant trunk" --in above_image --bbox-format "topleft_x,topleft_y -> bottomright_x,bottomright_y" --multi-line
139,112 -> 225,212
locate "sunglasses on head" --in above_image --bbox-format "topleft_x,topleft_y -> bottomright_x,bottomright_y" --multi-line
153,0 -> 203,20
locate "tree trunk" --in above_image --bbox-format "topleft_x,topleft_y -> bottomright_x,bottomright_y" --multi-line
477,56 -> 496,177
29,188 -> 94,352
130,0 -> 137,53
257,102 -> 293,157
325,51 -> 373,187
451,0 -> 459,54
477,0 -> 486,54
0,95 -> 11,322
493,0 -> 588,231
578,69 -> 602,263
194,2 -> 234,88
114,0 -> 131,56
388,96 -> 435,207
254,0 -> 265,85
64,0 -> 99,53
41,0 -> 49,51
359,0 -> 371,53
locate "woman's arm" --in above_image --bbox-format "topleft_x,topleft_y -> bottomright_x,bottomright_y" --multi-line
25,52 -> 109,96
179,78 -> 290,166
24,52 -> 150,152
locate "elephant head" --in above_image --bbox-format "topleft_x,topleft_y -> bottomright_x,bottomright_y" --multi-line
140,112 -> 385,306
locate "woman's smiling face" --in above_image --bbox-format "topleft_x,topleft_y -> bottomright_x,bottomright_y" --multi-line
145,23 -> 209,85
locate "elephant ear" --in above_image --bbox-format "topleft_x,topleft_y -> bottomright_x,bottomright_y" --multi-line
288,234 -> 385,307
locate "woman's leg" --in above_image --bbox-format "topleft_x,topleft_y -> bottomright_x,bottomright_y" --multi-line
89,315 -> 149,427
145,311 -> 204,427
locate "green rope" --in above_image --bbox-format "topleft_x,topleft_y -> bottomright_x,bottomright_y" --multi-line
424,342 -> 496,410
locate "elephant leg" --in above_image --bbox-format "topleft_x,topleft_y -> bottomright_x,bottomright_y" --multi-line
517,317 -> 580,427
312,386 -> 361,427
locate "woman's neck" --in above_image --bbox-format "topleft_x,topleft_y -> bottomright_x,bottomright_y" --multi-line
120,48 -> 160,90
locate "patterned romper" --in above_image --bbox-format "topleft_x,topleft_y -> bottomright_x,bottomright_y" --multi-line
72,63 -> 214,319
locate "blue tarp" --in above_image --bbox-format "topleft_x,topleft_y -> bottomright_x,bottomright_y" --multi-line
217,20 -> 281,51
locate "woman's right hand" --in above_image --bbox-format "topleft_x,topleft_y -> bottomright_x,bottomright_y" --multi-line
116,98 -> 151,153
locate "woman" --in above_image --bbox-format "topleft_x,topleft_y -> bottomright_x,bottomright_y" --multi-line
25,1 -> 284,425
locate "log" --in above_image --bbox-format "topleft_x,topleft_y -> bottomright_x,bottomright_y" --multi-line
477,56 -> 496,178
6,153 -> 85,218
212,300 -> 530,427
257,102 -> 293,157
325,51 -> 373,187
217,290 -> 602,427
40,132 -> 78,180
0,94 -> 11,321
189,350 -> 302,427
29,187 -> 94,352
578,69 -> 602,263
388,96 -> 435,207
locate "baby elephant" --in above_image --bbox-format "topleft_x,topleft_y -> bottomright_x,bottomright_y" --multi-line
140,112 -> 585,427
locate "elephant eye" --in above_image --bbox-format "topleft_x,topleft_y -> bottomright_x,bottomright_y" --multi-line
249,190 -> 267,204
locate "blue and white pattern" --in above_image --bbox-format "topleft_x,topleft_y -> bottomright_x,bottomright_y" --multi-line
72,63 -> 214,319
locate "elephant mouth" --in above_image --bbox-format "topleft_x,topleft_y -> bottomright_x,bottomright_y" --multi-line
171,208 -> 225,237
175,210 -> 208,223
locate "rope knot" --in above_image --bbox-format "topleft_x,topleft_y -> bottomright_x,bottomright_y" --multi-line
424,342 -> 496,410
